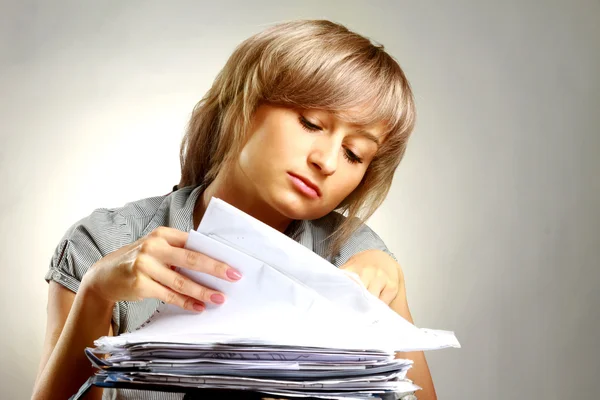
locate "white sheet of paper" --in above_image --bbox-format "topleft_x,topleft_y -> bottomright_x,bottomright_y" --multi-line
96,198 -> 460,352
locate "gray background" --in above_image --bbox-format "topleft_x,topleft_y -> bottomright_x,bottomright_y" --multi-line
1,1 -> 598,399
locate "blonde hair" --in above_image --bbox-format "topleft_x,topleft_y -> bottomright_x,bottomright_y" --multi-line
178,19 -> 416,257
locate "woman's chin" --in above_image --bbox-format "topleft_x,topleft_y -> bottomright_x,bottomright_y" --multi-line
274,192 -> 331,221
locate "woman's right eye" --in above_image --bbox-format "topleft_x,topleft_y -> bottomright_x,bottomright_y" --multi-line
299,116 -> 322,132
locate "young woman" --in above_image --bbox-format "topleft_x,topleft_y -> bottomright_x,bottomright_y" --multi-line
33,20 -> 437,400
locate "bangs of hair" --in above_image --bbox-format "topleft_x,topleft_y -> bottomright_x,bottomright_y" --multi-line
249,20 -> 413,140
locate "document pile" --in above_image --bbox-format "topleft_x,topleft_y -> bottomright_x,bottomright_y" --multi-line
79,198 -> 460,399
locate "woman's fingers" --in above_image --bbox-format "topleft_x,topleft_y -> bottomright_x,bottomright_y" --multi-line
140,227 -> 243,282
159,246 -> 242,282
379,283 -> 398,305
135,253 -> 226,305
370,269 -> 398,304
131,227 -> 241,308
341,269 -> 364,286
135,273 -> 205,312
146,226 -> 189,248
367,273 -> 387,299
343,263 -> 397,303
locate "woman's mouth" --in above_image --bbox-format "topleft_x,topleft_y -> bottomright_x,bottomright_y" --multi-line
287,173 -> 321,199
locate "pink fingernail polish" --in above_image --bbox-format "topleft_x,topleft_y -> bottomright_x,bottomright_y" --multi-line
226,269 -> 242,281
210,293 -> 225,304
193,302 -> 205,312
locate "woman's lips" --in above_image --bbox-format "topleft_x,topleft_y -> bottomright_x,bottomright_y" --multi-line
288,173 -> 320,199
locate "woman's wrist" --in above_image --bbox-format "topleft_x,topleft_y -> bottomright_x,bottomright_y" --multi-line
78,275 -> 116,316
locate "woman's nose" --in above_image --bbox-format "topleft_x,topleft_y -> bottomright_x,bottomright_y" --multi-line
308,138 -> 339,176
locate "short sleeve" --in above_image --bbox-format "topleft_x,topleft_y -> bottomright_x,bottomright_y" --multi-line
45,208 -> 128,293
331,220 -> 398,268
44,239 -> 81,292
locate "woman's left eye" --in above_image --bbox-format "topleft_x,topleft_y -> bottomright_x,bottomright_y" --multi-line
344,148 -> 363,164
299,116 -> 322,132
300,115 -> 364,165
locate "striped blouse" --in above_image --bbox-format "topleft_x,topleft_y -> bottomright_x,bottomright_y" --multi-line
45,184 -> 396,400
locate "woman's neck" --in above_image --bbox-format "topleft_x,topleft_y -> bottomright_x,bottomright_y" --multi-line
192,169 -> 293,233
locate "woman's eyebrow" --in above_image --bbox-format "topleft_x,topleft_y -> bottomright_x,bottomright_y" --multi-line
353,129 -> 380,146
323,111 -> 381,145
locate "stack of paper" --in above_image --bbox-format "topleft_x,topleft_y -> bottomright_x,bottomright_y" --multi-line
83,343 -> 418,399
79,198 -> 460,399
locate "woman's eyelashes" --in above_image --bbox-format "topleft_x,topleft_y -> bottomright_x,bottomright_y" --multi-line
299,115 -> 322,132
343,149 -> 363,164
299,116 -> 364,164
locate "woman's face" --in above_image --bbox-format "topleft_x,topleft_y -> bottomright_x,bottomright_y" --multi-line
235,103 -> 386,221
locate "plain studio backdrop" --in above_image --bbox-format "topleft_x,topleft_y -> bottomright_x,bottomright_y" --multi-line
1,1 -> 599,399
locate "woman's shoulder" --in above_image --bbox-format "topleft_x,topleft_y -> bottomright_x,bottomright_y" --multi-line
305,211 -> 396,266
46,189 -> 189,285
61,190 -> 174,248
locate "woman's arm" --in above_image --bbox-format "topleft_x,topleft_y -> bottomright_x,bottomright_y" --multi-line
34,226 -> 242,399
32,281 -> 113,400
340,250 -> 437,400
35,282 -> 75,385
389,278 -> 437,400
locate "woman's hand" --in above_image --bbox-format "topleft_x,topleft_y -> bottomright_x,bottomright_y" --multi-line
339,249 -> 402,305
80,226 -> 242,312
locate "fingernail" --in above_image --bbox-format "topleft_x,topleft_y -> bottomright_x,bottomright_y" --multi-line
226,268 -> 242,281
193,302 -> 205,312
210,293 -> 225,304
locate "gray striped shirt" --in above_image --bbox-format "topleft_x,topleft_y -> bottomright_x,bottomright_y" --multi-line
45,184 -> 395,400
